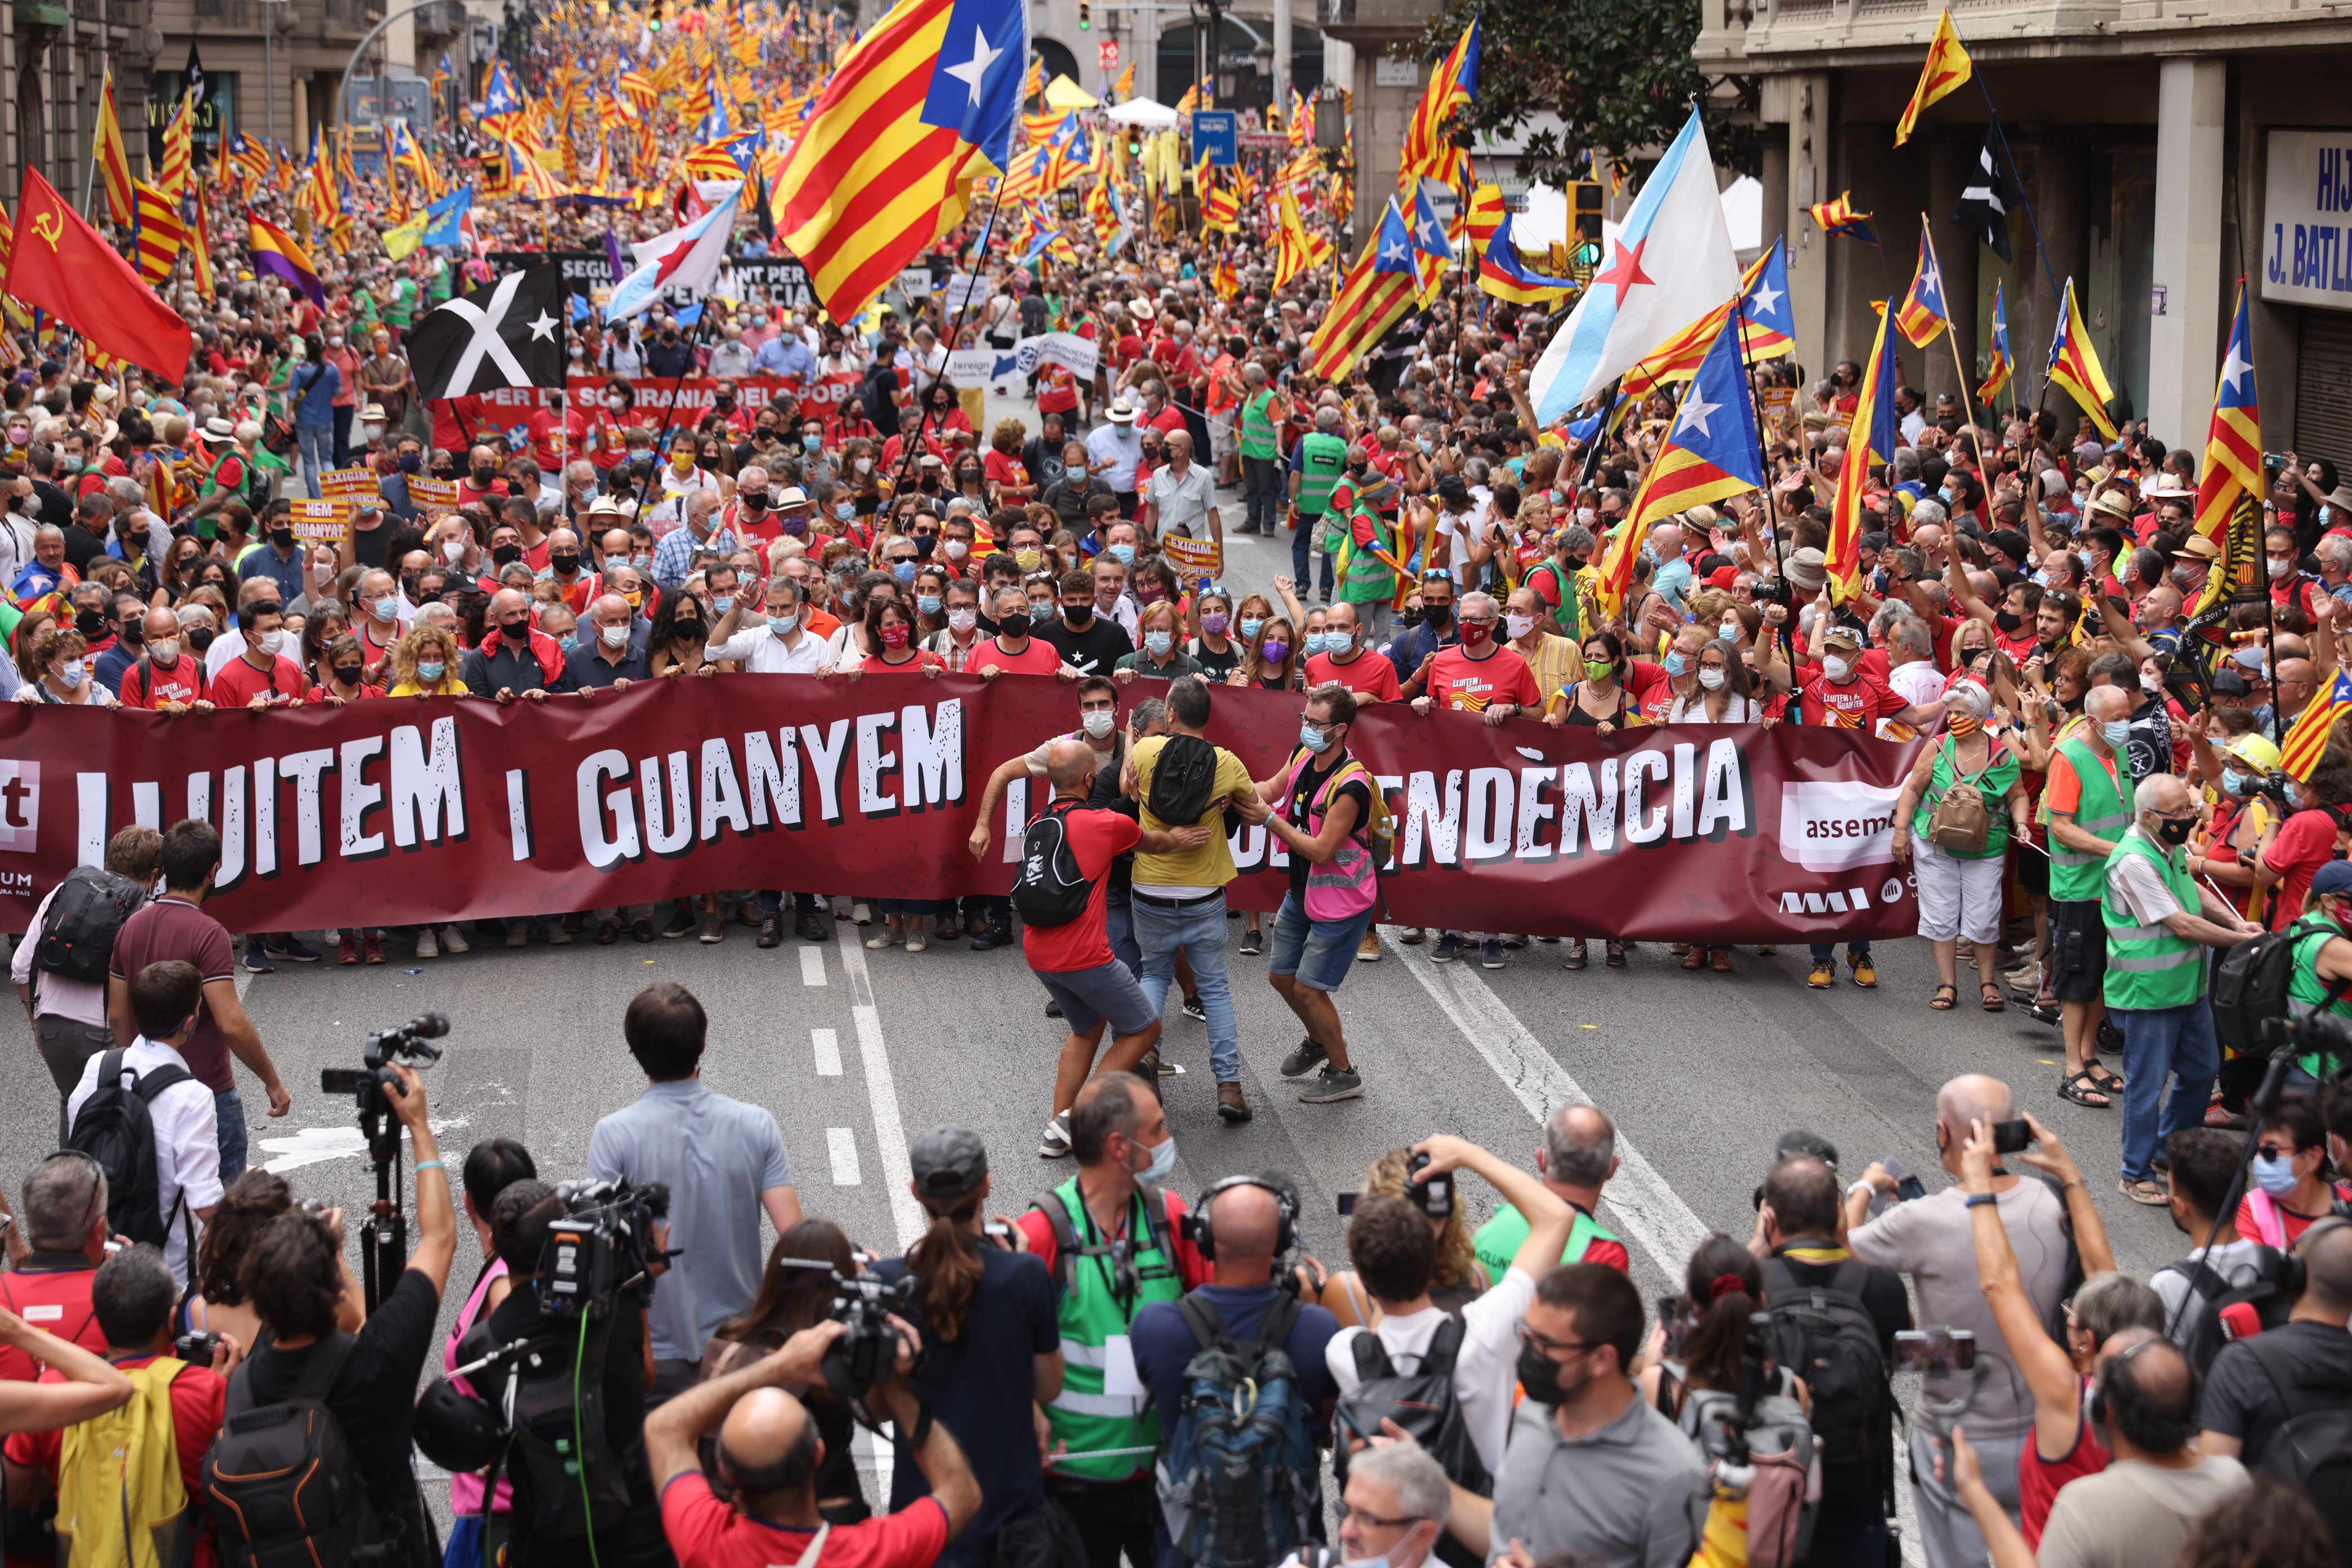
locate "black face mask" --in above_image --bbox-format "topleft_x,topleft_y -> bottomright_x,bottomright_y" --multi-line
549,552 -> 581,574
1515,1343 -> 1577,1408
1994,609 -> 2023,634
1064,602 -> 1094,626
471,466 -> 497,484
118,622 -> 142,648
715,396 -> 736,411
270,527 -> 295,550
2158,815 -> 2196,847
333,664 -> 363,685
188,626 -> 215,653
2060,690 -> 2085,712
1399,606 -> 1425,629
74,609 -> 108,639
398,453 -> 422,474
914,534 -> 937,559
673,616 -> 703,638
492,544 -> 523,567
1424,604 -> 1454,627
498,618 -> 532,639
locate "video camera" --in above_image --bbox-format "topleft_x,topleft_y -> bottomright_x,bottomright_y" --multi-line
319,1013 -> 449,1159
766,1256 -> 923,1431
534,1178 -> 672,1321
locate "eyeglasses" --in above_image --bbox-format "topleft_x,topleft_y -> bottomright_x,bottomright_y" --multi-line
1336,1504 -> 1427,1532
2257,1143 -> 2297,1160
1514,1321 -> 1594,1358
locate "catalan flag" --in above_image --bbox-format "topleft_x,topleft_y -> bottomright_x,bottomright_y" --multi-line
130,181 -> 185,286
1273,188 -> 1327,289
769,0 -> 1026,324
1893,230 -> 1950,348
1977,279 -> 2013,404
1594,301 -> 1766,623
247,213 -> 324,306
1619,239 -> 1795,401
92,65 -> 135,227
1477,213 -> 1577,306
1201,173 -> 1240,234
1405,177 -> 1453,302
1896,9 -> 1972,146
1307,200 -> 1419,382
1400,15 -> 1477,191
1827,297 -> 1901,603
1464,182 -> 1505,253
2193,282 -> 2264,580
1113,61 -> 1135,100
2282,668 -> 2352,782
482,59 -> 529,127
1808,190 -> 1877,245
156,92 -> 197,203
2046,277 -> 2118,441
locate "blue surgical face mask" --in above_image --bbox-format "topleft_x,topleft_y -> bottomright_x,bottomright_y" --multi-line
892,561 -> 918,585
2101,718 -> 2133,751
1239,617 -> 1264,641
1664,651 -> 1689,677
836,503 -> 856,520
1109,543 -> 1136,567
1302,632 -> 1329,658
1134,1133 -> 1177,1186
916,594 -> 942,617
2222,767 -> 2249,798
417,660 -> 446,683
1144,630 -> 1173,658
1299,722 -> 1331,754
712,595 -> 734,616
2252,1150 -> 2301,1197
803,434 -> 822,452
767,613 -> 799,635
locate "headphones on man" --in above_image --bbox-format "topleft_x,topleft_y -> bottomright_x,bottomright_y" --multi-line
1184,1173 -> 1299,1261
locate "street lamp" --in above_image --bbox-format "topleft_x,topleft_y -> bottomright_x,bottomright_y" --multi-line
260,0 -> 288,144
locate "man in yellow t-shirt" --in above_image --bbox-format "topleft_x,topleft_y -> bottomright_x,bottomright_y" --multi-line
1122,675 -> 1271,1122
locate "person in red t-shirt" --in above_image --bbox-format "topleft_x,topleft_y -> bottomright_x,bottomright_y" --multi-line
1305,602 -> 1401,702
1794,628 -> 1940,732
118,608 -> 215,710
646,1320 -> 977,1568
208,600 -> 307,710
970,587 -> 1075,679
1410,593 -> 1541,721
4,1246 -> 229,1568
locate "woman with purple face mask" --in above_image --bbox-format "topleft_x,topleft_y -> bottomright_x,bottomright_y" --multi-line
1187,589 -> 1242,681
1231,614 -> 1303,955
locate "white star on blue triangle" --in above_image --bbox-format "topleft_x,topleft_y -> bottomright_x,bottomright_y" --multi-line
1409,182 -> 1454,262
921,0 -> 1027,172
1374,198 -> 1416,274
1666,304 -> 1766,489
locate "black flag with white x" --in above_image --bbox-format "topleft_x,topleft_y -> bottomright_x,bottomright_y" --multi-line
407,263 -> 569,401
1953,126 -> 2025,265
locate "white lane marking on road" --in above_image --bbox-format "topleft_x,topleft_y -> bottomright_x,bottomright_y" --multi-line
800,946 -> 826,987
836,935 -> 924,1244
827,1128 -> 862,1185
812,1027 -> 843,1076
1382,930 -> 1710,1277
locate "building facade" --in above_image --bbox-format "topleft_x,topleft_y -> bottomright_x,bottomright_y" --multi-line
1699,0 -> 2352,464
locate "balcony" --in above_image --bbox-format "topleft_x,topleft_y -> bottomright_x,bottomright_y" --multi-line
323,0 -> 381,37
1317,0 -> 1435,45
410,0 -> 464,38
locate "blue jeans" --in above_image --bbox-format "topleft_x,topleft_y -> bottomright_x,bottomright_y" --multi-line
1811,942 -> 1870,962
2114,999 -> 2221,1181
1133,890 -> 1240,1083
1106,895 -> 1142,976
297,425 -> 333,499
214,1088 -> 249,1182
1243,455 -> 1280,533
1291,508 -> 1314,583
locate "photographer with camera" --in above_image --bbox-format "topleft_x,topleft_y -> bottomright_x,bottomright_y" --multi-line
203,1060 -> 452,1568
589,983 -> 801,1400
868,1126 -> 1069,1568
648,1318 -> 983,1568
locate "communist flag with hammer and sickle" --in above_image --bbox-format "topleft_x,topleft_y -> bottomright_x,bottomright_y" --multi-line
3,168 -> 190,380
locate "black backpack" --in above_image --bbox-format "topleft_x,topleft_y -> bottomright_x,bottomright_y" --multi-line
202,1334 -> 395,1568
1013,798 -> 1094,929
2246,1331 -> 2352,1568
1146,733 -> 1219,826
1332,1317 -> 1490,1496
34,866 -> 146,986
1755,1258 -> 1895,1513
2154,1247 -> 2294,1372
65,1048 -> 195,1253
2213,918 -> 2350,1055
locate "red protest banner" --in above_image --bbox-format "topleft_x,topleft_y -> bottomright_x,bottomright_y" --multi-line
471,375 -> 810,419
0,678 -> 1925,942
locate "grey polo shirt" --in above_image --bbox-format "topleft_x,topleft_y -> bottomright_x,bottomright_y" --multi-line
1486,1390 -> 1706,1568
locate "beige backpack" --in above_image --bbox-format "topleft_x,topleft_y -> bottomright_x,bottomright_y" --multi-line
1925,738 -> 1992,853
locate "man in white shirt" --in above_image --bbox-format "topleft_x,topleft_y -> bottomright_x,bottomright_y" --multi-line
1086,401 -> 1146,515
1883,616 -> 1949,735
66,959 -> 222,1287
1325,1134 -> 1574,1477
705,577 -> 830,674
1143,430 -> 1220,551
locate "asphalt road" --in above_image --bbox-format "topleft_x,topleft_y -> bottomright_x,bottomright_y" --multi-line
0,408 -> 2197,1557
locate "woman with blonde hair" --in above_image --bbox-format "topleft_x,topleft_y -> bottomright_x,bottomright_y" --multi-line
14,626 -> 116,706
385,622 -> 469,697
1320,1146 -> 1494,1329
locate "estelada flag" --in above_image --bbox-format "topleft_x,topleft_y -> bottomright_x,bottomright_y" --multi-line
5,168 -> 190,380
1896,10 -> 1972,146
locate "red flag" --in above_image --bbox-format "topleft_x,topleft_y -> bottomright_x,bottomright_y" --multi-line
4,168 -> 190,381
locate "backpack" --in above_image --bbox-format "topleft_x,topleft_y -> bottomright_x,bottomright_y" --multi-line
1924,740 -> 1992,853
1013,799 -> 1094,929
2212,917 -> 2350,1057
1670,1369 -> 1818,1568
1754,1258 -> 1893,1514
35,866 -> 147,986
488,1318 -> 635,1547
1155,1293 -> 1321,1568
1146,733 -> 1220,828
2154,1247 -> 2293,1372
202,1334 -> 395,1568
2246,1331 -> 2352,1568
54,1357 -> 195,1568
65,1049 -> 195,1254
1331,1318 -> 1490,1496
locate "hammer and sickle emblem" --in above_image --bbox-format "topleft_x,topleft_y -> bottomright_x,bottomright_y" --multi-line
29,210 -> 61,250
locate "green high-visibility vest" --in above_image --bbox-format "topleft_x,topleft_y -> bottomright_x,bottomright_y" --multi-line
1294,431 -> 1347,516
2287,919 -> 2352,1079
1037,1179 -> 1183,1482
1240,390 -> 1280,461
2101,829 -> 2207,1010
1339,502 -> 1396,606
1471,1201 -> 1619,1279
2047,738 -> 2129,902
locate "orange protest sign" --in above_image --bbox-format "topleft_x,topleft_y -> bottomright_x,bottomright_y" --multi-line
1161,533 -> 1222,582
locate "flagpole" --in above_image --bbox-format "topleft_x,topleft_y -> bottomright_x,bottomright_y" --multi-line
1920,213 -> 1979,444
883,194 -> 1006,513
629,305 -> 716,524
1731,275 -> 1792,665
1938,12 -> 2070,337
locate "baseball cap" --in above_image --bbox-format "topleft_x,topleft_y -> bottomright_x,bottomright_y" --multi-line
2313,861 -> 2352,899
909,1124 -> 988,1202
1820,625 -> 1863,653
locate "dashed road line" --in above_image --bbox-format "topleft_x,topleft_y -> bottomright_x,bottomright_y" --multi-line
827,1128 -> 862,1185
812,1027 -> 842,1076
836,934 -> 923,1244
800,946 -> 827,987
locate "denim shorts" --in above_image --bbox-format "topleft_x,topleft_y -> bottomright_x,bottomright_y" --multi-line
1268,890 -> 1373,993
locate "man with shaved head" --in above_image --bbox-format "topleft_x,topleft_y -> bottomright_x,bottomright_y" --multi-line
646,1318 -> 981,1566
460,587 -> 561,707
1472,1103 -> 1632,1276
1845,1073 -> 2077,1568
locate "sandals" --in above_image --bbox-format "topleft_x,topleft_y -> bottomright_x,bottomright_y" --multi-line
1563,939 -> 1589,971
2085,1063 -> 2126,1094
2059,1070 -> 2115,1108
1930,982 -> 1958,1010
1981,983 -> 2006,1013
1605,941 -> 1628,968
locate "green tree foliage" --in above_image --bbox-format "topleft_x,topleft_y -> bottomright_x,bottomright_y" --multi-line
1414,0 -> 1760,179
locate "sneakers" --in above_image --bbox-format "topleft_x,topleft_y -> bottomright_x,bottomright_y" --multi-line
1279,1037 -> 1329,1078
264,936 -> 320,963
1480,938 -> 1505,969
1182,995 -> 1207,1022
545,924 -> 573,947
1500,934 -> 1527,949
700,908 -> 726,944
415,927 -> 440,960
1298,1064 -> 1364,1103
1216,1081 -> 1254,1123
363,934 -> 385,965
242,943 -> 275,974
1236,929 -> 1264,956
1045,999 -> 1065,1019
905,924 -> 928,952
758,914 -> 784,948
1807,960 -> 1836,989
1399,926 -> 1427,946
865,926 -> 900,950
1039,1112 -> 1073,1159
852,901 -> 875,925
439,924 -> 470,954
1431,933 -> 1463,963
796,913 -> 831,943
2119,1177 -> 2170,1206
1357,929 -> 1383,961
1849,955 -> 1878,988
662,906 -> 695,939
504,923 -> 530,948
338,933 -> 361,965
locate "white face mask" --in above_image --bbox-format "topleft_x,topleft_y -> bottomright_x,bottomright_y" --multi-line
56,658 -> 85,688
149,637 -> 179,665
2140,672 -> 2163,696
947,607 -> 977,632
1081,709 -> 1116,739
1504,612 -> 1535,641
600,622 -> 630,648
1698,666 -> 1727,691
2270,555 -> 2295,579
256,630 -> 286,657
442,540 -> 467,564
1823,654 -> 1853,683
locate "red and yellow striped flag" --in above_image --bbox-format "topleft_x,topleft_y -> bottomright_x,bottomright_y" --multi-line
92,65 -> 135,226
1306,227 -> 1417,382
1896,10 -> 1972,146
157,92 -> 197,202
130,180 -> 185,286
2283,670 -> 2352,781
186,194 -> 215,301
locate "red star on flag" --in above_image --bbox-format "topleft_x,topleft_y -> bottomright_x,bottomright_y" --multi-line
1592,237 -> 1654,308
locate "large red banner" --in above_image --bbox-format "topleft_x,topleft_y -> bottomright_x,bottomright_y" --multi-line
0,679 -> 1926,942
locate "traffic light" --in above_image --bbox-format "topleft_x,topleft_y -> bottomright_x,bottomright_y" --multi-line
647,0 -> 663,28
1572,180 -> 1603,244
1079,0 -> 1090,27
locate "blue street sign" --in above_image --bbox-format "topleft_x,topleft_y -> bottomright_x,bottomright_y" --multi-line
1192,109 -> 1237,167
